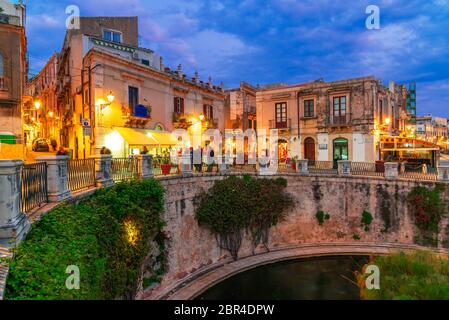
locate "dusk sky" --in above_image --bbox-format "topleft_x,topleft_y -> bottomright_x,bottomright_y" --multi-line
24,0 -> 449,117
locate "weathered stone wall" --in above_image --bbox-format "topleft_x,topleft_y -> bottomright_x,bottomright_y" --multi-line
156,174 -> 448,292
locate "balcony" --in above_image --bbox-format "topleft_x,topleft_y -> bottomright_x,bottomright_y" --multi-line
269,119 -> 292,130
327,114 -> 352,127
122,104 -> 151,128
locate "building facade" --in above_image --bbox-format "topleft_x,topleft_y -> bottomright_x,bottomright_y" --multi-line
25,54 -> 59,148
226,81 -> 257,131
54,16 -> 225,159
0,0 -> 27,159
256,76 -> 408,163
416,115 -> 449,149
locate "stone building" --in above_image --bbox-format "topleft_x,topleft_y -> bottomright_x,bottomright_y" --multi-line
25,54 -> 59,147
256,76 -> 409,163
0,0 -> 27,159
416,115 -> 449,149
226,81 -> 257,131
55,16 -> 225,159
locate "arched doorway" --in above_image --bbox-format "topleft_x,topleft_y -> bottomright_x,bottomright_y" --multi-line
333,138 -> 349,161
278,139 -> 288,163
304,137 -> 316,161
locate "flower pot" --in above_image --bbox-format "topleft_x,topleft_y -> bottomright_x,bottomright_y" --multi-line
160,164 -> 172,175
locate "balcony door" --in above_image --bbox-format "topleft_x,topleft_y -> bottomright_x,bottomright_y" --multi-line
275,102 -> 287,129
333,96 -> 347,124
333,138 -> 349,161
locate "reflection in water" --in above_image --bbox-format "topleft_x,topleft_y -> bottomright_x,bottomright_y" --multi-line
197,256 -> 367,300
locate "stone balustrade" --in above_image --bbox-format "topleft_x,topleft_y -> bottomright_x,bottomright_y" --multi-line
0,160 -> 30,245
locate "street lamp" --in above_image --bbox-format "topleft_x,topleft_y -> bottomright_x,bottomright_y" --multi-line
34,101 -> 41,110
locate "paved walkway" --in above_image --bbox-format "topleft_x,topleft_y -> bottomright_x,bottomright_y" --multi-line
149,243 -> 448,300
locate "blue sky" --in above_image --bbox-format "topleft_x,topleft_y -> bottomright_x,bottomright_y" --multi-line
23,0 -> 449,117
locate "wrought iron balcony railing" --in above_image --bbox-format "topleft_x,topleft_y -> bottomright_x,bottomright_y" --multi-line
327,114 -> 352,126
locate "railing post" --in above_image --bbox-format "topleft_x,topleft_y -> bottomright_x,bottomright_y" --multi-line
338,160 -> 351,176
384,162 -> 399,180
438,165 -> 449,182
296,159 -> 309,174
0,160 -> 30,244
181,151 -> 193,177
90,155 -> 114,187
219,156 -> 229,175
36,156 -> 71,202
134,154 -> 154,180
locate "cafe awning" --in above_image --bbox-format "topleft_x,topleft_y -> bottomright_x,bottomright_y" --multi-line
380,136 -> 440,152
114,127 -> 159,146
114,127 -> 179,147
147,131 -> 180,147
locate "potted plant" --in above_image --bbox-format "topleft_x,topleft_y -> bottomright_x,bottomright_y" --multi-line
291,156 -> 298,170
160,152 -> 172,175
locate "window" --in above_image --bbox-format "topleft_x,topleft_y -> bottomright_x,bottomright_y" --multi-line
304,99 -> 314,118
333,96 -> 346,116
379,99 -> 383,123
174,97 -> 184,115
203,104 -> 214,120
275,102 -> 287,128
128,86 -> 139,114
103,29 -> 122,43
141,59 -> 150,66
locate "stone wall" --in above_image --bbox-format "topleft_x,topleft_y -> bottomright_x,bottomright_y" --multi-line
156,174 -> 448,291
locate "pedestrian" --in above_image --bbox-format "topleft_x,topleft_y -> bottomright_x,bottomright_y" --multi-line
141,146 -> 149,155
50,138 -> 58,152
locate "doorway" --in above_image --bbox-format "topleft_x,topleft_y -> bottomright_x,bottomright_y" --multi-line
304,137 -> 316,161
333,138 -> 349,161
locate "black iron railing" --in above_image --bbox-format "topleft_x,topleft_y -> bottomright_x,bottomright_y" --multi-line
21,162 -> 48,214
67,159 -> 96,192
111,158 -> 138,182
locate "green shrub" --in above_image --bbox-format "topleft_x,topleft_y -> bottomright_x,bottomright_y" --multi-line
195,176 -> 293,260
361,210 -> 374,232
315,211 -> 330,226
358,251 -> 449,300
5,179 -> 165,300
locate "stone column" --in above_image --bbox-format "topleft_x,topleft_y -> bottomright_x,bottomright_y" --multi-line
90,155 -> 114,187
338,160 -> 351,176
181,151 -> 193,177
219,156 -> 229,175
384,162 -> 399,180
296,159 -> 309,174
134,154 -> 154,180
438,165 -> 449,181
36,156 -> 71,202
0,160 -> 30,244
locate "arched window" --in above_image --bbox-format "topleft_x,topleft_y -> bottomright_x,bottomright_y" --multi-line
0,53 -> 4,76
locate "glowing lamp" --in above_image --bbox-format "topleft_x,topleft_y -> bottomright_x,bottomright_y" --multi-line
34,101 -> 41,110
107,91 -> 115,103
385,118 -> 391,125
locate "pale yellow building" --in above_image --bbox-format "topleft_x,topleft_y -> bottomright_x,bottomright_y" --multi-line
56,17 -> 225,159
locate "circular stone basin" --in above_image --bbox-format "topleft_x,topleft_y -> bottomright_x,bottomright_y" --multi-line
197,256 -> 368,300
